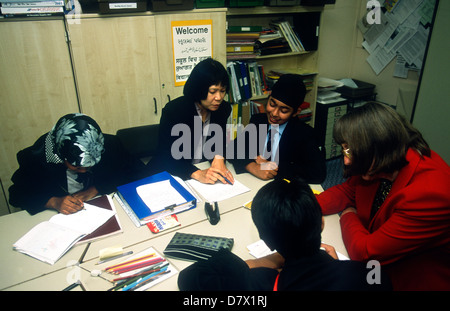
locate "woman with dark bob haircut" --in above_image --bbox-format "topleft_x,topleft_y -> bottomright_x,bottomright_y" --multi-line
150,58 -> 234,184
317,102 -> 450,290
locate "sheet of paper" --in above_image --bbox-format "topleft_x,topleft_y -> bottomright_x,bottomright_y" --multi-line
398,24 -> 428,65
136,180 -> 186,213
366,45 -> 396,75
186,178 -> 250,202
49,202 -> 116,235
173,175 -> 202,203
247,240 -> 276,258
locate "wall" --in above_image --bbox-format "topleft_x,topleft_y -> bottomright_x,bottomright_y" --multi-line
412,0 -> 450,164
318,0 -> 421,120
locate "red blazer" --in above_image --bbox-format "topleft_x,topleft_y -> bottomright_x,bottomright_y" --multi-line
317,149 -> 450,290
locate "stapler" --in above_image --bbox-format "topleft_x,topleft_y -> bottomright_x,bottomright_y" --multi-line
205,202 -> 220,225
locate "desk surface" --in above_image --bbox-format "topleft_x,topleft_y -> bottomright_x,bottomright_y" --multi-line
1,164 -> 347,291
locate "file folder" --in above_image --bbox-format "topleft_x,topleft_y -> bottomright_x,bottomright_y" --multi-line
114,171 -> 196,227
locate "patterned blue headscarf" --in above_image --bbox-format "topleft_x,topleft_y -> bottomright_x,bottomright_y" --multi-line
45,113 -> 105,167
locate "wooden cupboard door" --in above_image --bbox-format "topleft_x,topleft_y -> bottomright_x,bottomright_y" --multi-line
67,16 -> 162,134
0,19 -> 79,214
155,10 -> 227,107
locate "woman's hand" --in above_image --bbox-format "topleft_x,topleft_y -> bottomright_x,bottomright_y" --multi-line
341,207 -> 357,217
46,195 -> 84,215
191,157 -> 234,185
191,155 -> 234,184
45,186 -> 99,215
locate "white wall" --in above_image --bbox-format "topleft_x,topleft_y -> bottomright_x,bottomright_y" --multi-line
412,0 -> 450,164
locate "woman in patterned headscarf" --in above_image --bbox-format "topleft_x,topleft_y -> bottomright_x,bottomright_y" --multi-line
9,113 -> 138,215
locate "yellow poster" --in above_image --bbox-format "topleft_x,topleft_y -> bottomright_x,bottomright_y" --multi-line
171,20 -> 213,86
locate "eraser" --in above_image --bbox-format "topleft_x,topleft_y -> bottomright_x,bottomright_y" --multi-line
99,245 -> 123,260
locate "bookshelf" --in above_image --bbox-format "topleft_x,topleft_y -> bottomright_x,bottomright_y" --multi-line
226,5 -> 323,127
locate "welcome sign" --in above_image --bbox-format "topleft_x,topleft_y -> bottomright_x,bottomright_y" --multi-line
171,20 -> 213,86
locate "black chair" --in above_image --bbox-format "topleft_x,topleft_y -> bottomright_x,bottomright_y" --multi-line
116,124 -> 159,161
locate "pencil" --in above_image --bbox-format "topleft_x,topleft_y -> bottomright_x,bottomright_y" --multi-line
130,270 -> 171,291
112,262 -> 169,282
106,257 -> 161,274
104,253 -> 156,271
110,258 -> 165,274
120,267 -> 169,291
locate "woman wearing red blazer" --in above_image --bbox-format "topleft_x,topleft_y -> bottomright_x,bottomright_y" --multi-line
317,102 -> 450,290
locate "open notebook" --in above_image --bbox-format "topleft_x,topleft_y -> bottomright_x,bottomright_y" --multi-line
13,202 -> 116,265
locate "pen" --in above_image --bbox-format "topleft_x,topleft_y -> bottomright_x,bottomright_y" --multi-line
62,282 -> 79,291
79,281 -> 86,291
219,173 -> 232,185
78,242 -> 91,264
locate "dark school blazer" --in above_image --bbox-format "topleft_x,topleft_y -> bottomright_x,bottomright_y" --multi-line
230,113 -> 326,184
151,96 -> 232,180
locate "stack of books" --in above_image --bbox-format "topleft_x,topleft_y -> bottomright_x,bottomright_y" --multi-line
270,20 -> 305,53
226,25 -> 262,60
0,0 -> 73,18
297,101 -> 313,123
255,27 -> 290,56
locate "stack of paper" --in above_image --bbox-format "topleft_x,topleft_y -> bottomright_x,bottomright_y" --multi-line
186,179 -> 250,203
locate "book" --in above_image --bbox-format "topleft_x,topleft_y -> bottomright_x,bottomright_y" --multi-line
77,195 -> 123,244
13,202 -> 116,265
226,45 -> 254,53
0,6 -> 64,14
114,171 -> 196,227
227,25 -> 263,33
1,1 -> 65,7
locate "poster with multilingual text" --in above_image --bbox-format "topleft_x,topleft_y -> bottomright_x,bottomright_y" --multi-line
172,20 -> 213,86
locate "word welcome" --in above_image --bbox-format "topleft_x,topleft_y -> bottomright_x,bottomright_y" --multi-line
174,26 -> 209,35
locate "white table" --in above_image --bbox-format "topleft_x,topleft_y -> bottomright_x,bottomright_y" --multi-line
1,164 -> 347,291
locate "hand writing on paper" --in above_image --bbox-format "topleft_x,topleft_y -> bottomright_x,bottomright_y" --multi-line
45,186 -> 99,214
191,167 -> 234,185
45,195 -> 84,215
191,155 -> 234,185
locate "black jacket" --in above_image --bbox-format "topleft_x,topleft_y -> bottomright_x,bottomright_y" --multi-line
178,248 -> 392,291
9,133 -> 142,215
150,96 -> 232,180
230,113 -> 326,184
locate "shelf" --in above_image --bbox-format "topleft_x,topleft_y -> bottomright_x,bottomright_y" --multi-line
226,6 -> 323,16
